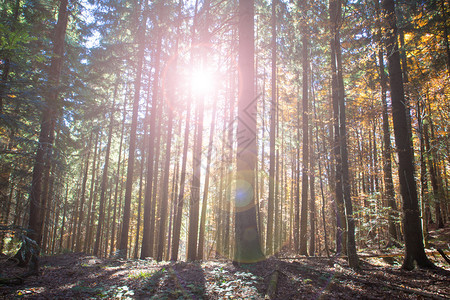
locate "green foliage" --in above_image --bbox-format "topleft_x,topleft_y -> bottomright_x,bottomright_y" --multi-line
0,225 -> 38,256
128,270 -> 155,279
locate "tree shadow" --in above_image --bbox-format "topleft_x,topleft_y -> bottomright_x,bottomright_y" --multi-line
0,254 -> 131,298
138,261 -> 207,299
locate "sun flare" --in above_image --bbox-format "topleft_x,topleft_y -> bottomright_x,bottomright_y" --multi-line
190,68 -> 215,96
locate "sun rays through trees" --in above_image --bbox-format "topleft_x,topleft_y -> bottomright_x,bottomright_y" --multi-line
0,0 -> 449,277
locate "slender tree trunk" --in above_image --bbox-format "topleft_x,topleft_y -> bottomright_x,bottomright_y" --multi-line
198,95 -> 217,260
330,0 -> 358,268
382,0 -> 435,270
94,87 -> 117,256
170,105 -> 191,261
267,0 -> 277,256
118,0 -> 149,258
336,37 -> 358,269
423,121 -> 444,228
294,84 -> 301,251
58,186 -> 68,252
259,71 -> 266,246
84,131 -> 101,253
187,99 -> 204,261
309,128 -> 316,256
417,100 -> 430,246
156,76 -> 175,262
141,27 -> 162,259
299,24 -> 309,256
375,0 -> 398,245
234,0 -> 264,264
75,131 -> 93,252
133,152 -> 145,259
330,0 -> 346,256
25,0 -> 68,262
110,92 -> 128,256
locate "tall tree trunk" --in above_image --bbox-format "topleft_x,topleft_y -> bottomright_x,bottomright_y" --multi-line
198,95 -> 217,260
375,0 -> 398,245
309,125 -> 316,256
133,151 -> 146,259
267,0 -> 277,256
187,99 -> 204,261
330,0 -> 358,268
94,86 -> 117,256
156,73 -> 175,262
26,0 -> 68,256
170,105 -> 191,261
187,5 -> 209,263
330,0 -> 346,256
75,131 -> 93,251
299,24 -> 309,256
118,0 -> 149,258
234,0 -> 264,264
423,121 -> 444,228
84,131 -> 101,253
141,27 -> 162,259
110,92 -> 128,256
382,0 -> 435,270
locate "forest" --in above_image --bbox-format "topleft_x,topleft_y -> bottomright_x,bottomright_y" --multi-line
0,0 -> 449,298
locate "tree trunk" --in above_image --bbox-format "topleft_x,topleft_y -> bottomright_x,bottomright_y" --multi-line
329,0 -> 346,257
141,26 -> 162,259
299,24 -> 309,256
382,0 -> 435,270
118,0 -> 149,258
309,127 -> 316,256
110,92 -> 128,256
330,0 -> 358,268
27,0 -> 68,253
267,0 -> 277,256
423,121 -> 444,229
375,0 -> 398,245
156,76 -> 175,262
93,86 -> 117,256
198,94 -> 217,260
234,0 -> 264,264
84,131 -> 101,253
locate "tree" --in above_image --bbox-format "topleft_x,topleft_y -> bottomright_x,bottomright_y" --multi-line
266,0 -> 277,256
234,0 -> 264,264
299,17 -> 310,257
374,0 -> 398,245
93,83 -> 118,256
382,0 -> 435,270
330,0 -> 358,269
20,0 -> 69,271
118,0 -> 149,258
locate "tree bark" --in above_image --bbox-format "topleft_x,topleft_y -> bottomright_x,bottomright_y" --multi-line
118,0 -> 149,258
299,24 -> 309,256
141,24 -> 162,259
234,0 -> 265,264
84,131 -> 101,253
267,0 -> 277,256
382,0 -> 435,270
27,0 -> 68,252
93,85 -> 117,256
198,94 -> 217,260
330,0 -> 358,269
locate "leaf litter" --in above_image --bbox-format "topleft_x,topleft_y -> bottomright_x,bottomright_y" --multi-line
0,251 -> 449,299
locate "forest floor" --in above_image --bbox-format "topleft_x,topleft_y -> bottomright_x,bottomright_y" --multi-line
0,227 -> 449,299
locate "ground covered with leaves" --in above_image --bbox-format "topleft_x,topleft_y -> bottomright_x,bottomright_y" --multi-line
0,247 -> 449,299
